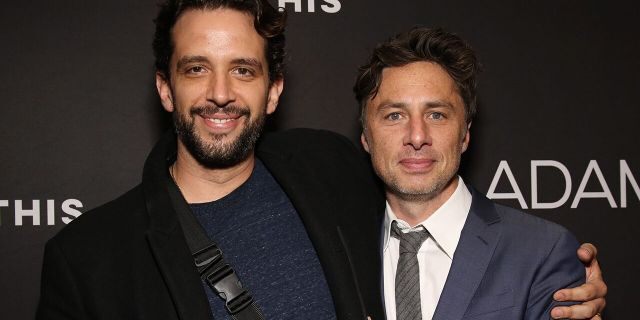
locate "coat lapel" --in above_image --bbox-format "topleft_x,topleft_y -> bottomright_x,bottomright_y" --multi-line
146,229 -> 212,320
137,130 -> 384,319
257,147 -> 364,315
142,132 -> 212,320
432,188 -> 501,320
257,133 -> 384,319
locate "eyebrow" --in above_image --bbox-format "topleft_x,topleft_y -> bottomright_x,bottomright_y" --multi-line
425,100 -> 455,109
231,58 -> 263,70
175,55 -> 209,70
374,99 -> 455,112
175,56 -> 264,73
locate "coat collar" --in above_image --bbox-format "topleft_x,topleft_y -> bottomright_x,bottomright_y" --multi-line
141,130 -> 384,319
432,187 -> 502,320
256,133 -> 385,319
142,131 -> 212,320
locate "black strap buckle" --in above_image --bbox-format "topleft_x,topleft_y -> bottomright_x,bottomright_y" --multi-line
202,263 -> 254,314
193,243 -> 222,272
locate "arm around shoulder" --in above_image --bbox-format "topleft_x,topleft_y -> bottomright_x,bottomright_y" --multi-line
525,227 -> 585,319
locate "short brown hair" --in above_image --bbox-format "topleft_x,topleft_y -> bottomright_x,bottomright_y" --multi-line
153,0 -> 287,83
354,27 -> 480,125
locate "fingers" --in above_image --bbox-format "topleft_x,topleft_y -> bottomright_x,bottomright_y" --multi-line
577,243 -> 598,264
554,280 -> 607,302
554,281 -> 606,302
565,243 -> 607,301
551,298 -> 605,319
551,243 -> 607,319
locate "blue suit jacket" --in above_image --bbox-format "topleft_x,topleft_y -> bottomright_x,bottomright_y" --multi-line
384,187 -> 585,320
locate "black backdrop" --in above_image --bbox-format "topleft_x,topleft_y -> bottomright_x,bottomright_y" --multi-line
1,1 -> 636,318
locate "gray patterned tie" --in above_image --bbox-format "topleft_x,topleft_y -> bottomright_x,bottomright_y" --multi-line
391,220 -> 430,320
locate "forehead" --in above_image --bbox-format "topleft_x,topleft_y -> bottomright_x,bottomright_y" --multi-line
369,61 -> 463,109
171,8 -> 266,63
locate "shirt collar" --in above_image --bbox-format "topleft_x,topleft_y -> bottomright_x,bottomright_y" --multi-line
383,176 -> 472,259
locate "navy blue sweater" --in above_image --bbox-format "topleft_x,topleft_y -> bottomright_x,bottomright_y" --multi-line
190,160 -> 336,319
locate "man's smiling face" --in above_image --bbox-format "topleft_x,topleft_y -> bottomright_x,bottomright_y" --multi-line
361,61 -> 470,203
156,8 -> 282,168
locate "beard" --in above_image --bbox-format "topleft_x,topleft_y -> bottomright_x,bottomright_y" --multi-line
173,104 -> 266,169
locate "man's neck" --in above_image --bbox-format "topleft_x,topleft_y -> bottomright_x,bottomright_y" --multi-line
170,143 -> 255,204
386,176 -> 460,227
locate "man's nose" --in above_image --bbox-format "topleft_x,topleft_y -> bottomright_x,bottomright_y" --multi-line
206,73 -> 236,106
404,116 -> 432,150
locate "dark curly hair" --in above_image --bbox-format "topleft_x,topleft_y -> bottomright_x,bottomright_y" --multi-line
153,0 -> 286,83
354,27 -> 480,125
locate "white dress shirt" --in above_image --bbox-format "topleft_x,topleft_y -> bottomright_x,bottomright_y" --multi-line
383,177 -> 472,320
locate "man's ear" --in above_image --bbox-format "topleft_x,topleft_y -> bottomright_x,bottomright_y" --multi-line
461,122 -> 472,153
361,132 -> 370,153
156,72 -> 174,112
266,77 -> 284,115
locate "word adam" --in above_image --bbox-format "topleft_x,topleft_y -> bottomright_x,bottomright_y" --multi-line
487,160 -> 639,209
0,199 -> 83,226
278,0 -> 341,13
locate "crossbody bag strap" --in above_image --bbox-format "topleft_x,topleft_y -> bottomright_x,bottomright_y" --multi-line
166,176 -> 264,320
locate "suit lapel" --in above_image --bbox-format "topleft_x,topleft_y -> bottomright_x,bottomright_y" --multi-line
432,189 -> 501,320
142,132 -> 212,320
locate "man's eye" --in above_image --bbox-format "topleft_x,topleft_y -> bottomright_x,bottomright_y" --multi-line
233,67 -> 254,77
386,112 -> 402,121
187,66 -> 205,74
429,112 -> 444,120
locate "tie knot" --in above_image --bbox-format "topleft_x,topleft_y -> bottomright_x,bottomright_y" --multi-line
391,220 -> 430,254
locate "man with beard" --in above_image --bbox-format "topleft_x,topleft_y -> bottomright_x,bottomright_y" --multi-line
37,1 -> 383,319
36,1 -> 605,319
355,27 -> 605,320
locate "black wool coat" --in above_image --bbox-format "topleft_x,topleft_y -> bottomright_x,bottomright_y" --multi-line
36,128 -> 385,320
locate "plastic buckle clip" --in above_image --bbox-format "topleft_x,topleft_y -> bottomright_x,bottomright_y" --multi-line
203,263 -> 253,314
193,243 -> 222,272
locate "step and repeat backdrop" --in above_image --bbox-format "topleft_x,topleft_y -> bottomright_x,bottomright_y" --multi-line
1,0 -> 637,318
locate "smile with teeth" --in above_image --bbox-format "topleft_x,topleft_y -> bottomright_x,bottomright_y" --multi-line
206,118 -> 235,124
200,113 -> 244,131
